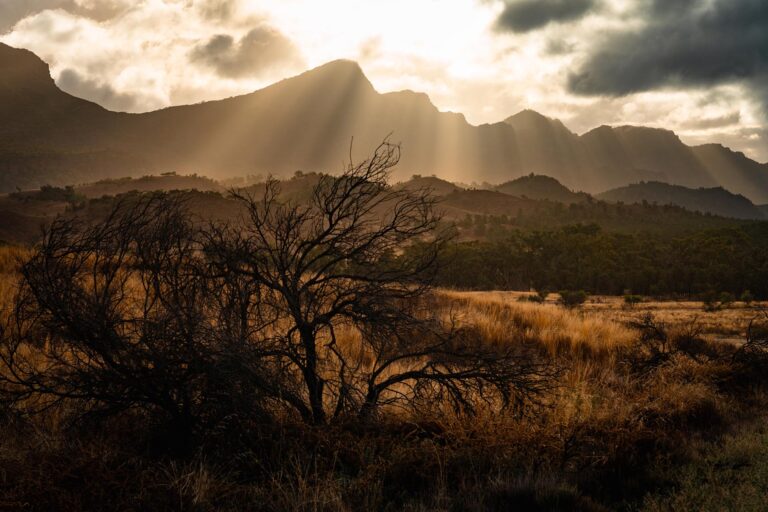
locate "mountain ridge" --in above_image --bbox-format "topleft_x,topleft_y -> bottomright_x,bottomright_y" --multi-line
1,43 -> 767,202
597,181 -> 766,220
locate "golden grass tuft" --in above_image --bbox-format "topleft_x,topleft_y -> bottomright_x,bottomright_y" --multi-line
438,290 -> 635,361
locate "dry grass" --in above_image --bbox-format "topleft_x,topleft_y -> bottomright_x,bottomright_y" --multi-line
0,245 -> 29,274
583,296 -> 765,342
1,270 -> 766,510
454,290 -> 766,342
439,290 -> 634,360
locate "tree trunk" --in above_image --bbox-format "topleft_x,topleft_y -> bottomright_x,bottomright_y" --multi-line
358,388 -> 380,423
300,325 -> 326,425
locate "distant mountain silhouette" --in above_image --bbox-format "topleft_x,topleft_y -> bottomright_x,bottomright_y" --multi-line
597,181 -> 766,220
1,43 -> 768,202
495,174 -> 588,203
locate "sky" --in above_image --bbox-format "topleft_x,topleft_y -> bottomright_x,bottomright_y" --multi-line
1,0 -> 766,162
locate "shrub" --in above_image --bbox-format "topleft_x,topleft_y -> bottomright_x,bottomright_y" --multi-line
559,290 -> 588,308
703,291 -> 736,312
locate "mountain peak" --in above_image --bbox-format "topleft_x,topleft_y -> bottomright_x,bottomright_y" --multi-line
295,59 -> 374,89
504,109 -> 575,138
0,43 -> 56,92
506,109 -> 552,122
311,58 -> 364,74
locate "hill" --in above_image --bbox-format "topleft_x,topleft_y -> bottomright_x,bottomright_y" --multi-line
0,171 -> 761,246
495,174 -> 588,203
1,43 -> 768,202
396,175 -> 461,196
597,181 -> 766,220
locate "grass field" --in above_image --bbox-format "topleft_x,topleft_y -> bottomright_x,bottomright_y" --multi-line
1,245 -> 767,510
458,290 -> 766,341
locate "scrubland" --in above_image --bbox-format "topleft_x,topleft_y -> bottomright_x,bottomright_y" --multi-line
1,241 -> 767,511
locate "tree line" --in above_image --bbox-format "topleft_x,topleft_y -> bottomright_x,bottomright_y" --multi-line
422,223 -> 768,298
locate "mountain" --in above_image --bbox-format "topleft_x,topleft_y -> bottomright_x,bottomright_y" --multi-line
597,181 -> 766,220
495,174 -> 588,203
1,43 -> 768,202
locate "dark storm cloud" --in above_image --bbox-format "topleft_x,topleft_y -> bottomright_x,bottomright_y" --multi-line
545,38 -> 576,55
190,25 -> 302,78
496,0 -> 597,33
57,68 -> 138,112
568,0 -> 768,115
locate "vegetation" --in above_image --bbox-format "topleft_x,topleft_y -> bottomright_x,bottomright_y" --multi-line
10,184 -> 84,203
428,223 -> 768,298
2,274 -> 768,509
558,290 -> 588,308
2,146 -> 768,510
0,143 -> 552,449
624,294 -> 644,307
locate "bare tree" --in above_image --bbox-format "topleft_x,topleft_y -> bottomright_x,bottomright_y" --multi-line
0,194 -> 265,442
206,141 -> 554,424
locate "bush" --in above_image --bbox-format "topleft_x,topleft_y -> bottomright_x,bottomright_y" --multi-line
623,294 -> 643,308
559,290 -> 588,308
519,294 -> 544,303
703,291 -> 736,312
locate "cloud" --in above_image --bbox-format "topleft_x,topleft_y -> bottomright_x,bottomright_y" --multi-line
196,0 -> 239,21
496,0 -> 597,33
679,112 -> 741,131
0,0 -> 71,33
57,67 -> 137,111
191,24 -> 303,79
681,127 -> 768,164
568,0 -> 768,116
0,0 -> 129,33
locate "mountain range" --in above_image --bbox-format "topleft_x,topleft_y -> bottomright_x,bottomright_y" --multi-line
1,42 -> 767,202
